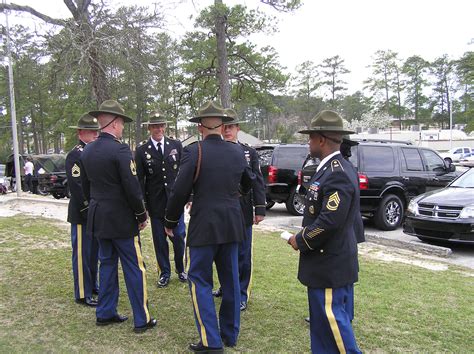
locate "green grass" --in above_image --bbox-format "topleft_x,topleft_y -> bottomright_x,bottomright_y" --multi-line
0,215 -> 473,352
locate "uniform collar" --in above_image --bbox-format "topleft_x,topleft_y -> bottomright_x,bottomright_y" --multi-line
150,136 -> 165,147
204,134 -> 223,141
100,132 -> 116,139
316,151 -> 341,173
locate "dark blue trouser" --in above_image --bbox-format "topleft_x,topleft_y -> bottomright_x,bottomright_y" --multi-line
90,236 -> 99,293
71,224 -> 94,300
151,214 -> 186,278
188,243 -> 240,348
308,285 -> 361,354
96,236 -> 151,327
238,226 -> 253,303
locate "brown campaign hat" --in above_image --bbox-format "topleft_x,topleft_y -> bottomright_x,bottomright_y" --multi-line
142,111 -> 172,126
89,100 -> 134,123
68,113 -> 100,130
224,108 -> 245,125
189,101 -> 233,123
299,110 -> 354,135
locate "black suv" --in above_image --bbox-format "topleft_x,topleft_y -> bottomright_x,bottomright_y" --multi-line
299,140 -> 458,230
257,144 -> 309,216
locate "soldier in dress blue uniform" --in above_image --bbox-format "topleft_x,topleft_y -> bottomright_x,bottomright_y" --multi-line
135,112 -> 186,288
164,101 -> 255,353
81,100 -> 156,333
287,110 -> 362,353
66,113 -> 100,307
212,109 -> 266,312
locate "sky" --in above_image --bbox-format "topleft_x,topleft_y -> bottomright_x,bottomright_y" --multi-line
3,0 -> 473,93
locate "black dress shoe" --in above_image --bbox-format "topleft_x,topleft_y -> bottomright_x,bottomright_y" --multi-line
189,342 -> 223,353
134,318 -> 157,333
157,275 -> 170,288
305,316 -> 310,323
212,288 -> 222,297
178,272 -> 187,282
75,297 -> 98,307
96,314 -> 128,326
240,301 -> 247,311
221,337 -> 236,348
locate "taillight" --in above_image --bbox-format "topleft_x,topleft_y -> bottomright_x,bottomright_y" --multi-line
358,173 -> 368,190
297,170 -> 302,186
268,165 -> 278,184
50,175 -> 58,183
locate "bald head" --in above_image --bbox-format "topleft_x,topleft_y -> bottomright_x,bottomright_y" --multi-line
198,117 -> 224,138
98,113 -> 125,139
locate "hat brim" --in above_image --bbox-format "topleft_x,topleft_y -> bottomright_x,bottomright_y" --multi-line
298,128 -> 355,135
224,120 -> 245,125
142,121 -> 172,126
68,125 -> 100,130
342,139 -> 359,146
189,115 -> 234,123
89,110 -> 134,123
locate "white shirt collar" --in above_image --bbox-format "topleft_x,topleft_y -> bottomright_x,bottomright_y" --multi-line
150,136 -> 165,152
316,151 -> 341,173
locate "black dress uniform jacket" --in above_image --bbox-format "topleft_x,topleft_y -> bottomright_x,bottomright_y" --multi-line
135,137 -> 182,218
296,153 -> 359,289
239,143 -> 266,226
165,134 -> 254,247
81,132 -> 147,239
66,141 -> 89,224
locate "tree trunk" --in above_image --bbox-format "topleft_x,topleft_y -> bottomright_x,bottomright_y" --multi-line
215,0 -> 231,108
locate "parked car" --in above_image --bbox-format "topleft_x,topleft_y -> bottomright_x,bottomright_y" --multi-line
256,143 -> 309,216
298,139 -> 459,230
0,163 -> 9,194
403,167 -> 474,244
440,146 -> 473,163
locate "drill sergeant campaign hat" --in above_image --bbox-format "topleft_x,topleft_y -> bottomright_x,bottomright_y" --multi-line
299,110 -> 355,135
224,108 -> 246,125
89,99 -> 134,123
68,113 -> 100,130
141,111 -> 172,126
189,101 -> 234,123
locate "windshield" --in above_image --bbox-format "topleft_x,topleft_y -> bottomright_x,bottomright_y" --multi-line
450,168 -> 474,188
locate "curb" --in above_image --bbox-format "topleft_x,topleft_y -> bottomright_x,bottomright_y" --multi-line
0,195 -> 69,207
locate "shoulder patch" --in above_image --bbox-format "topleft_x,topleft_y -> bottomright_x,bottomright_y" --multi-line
71,163 -> 81,177
331,159 -> 344,172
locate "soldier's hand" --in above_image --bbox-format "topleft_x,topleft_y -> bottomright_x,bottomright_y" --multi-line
165,227 -> 174,237
138,220 -> 148,231
254,215 -> 265,225
288,235 -> 299,251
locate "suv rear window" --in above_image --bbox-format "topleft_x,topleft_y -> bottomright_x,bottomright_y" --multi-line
273,146 -> 308,170
360,146 -> 395,172
401,148 -> 423,171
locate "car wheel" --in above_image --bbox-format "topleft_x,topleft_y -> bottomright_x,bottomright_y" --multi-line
374,194 -> 404,230
286,186 -> 305,216
36,186 -> 49,196
265,200 -> 275,210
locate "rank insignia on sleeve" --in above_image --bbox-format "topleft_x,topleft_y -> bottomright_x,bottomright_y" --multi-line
130,160 -> 137,175
71,163 -> 81,177
326,191 -> 340,211
309,205 -> 315,214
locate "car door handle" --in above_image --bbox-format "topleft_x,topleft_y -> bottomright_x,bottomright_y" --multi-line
402,176 -> 409,180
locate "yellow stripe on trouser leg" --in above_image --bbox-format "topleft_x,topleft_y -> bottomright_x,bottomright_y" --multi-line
77,224 -> 84,299
188,252 -> 208,346
325,288 -> 346,354
134,236 -> 150,323
185,244 -> 190,273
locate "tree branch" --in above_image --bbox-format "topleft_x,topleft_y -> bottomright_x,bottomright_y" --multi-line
0,3 -> 67,26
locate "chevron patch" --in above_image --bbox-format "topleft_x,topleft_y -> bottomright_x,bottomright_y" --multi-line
71,163 -> 81,178
326,191 -> 340,211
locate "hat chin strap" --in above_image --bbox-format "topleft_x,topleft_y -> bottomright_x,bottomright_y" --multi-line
100,116 -> 118,131
200,122 -> 223,130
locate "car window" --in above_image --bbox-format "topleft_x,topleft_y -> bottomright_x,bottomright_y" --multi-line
464,148 -> 470,154
421,149 -> 444,172
360,146 -> 394,172
274,146 -> 309,170
256,148 -> 274,167
450,168 -> 474,188
349,146 -> 358,168
453,148 -> 462,154
401,148 -> 423,171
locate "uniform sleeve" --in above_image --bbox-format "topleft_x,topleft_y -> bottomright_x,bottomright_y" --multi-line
250,148 -> 266,216
134,146 -> 146,199
164,145 -> 196,229
117,144 -> 147,223
295,170 -> 353,253
66,150 -> 89,216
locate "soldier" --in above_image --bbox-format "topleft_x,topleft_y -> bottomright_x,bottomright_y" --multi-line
81,100 -> 156,333
164,101 -> 254,352
287,110 -> 362,353
213,109 -> 266,312
135,112 -> 186,288
66,113 -> 100,307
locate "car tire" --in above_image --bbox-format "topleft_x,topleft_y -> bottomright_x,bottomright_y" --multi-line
265,200 -> 275,210
36,186 -> 49,196
374,194 -> 404,230
286,186 -> 305,216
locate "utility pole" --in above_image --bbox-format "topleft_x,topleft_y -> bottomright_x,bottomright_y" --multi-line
4,0 -> 22,196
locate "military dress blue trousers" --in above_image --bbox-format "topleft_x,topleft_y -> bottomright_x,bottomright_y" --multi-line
238,226 -> 253,304
308,285 -> 361,354
90,236 -> 99,293
96,236 -> 151,327
151,214 -> 186,278
188,243 -> 240,348
71,224 -> 94,300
